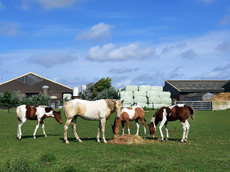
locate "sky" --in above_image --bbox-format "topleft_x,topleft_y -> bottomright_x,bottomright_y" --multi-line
0,0 -> 230,89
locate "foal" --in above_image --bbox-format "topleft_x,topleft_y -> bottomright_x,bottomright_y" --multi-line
148,104 -> 194,143
16,105 -> 63,140
112,106 -> 147,138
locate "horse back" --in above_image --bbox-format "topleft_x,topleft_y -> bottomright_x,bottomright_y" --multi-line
25,105 -> 37,120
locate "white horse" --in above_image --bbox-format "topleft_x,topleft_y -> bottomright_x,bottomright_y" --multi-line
64,99 -> 123,144
16,105 -> 63,140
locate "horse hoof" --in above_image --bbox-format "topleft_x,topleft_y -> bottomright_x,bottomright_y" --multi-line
180,140 -> 184,143
45,135 -> 47,138
104,141 -> 107,144
161,139 -> 165,142
78,139 -> 83,143
65,141 -> 69,144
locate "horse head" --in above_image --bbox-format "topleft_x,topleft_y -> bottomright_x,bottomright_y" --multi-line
53,111 -> 63,124
111,117 -> 120,136
148,122 -> 156,138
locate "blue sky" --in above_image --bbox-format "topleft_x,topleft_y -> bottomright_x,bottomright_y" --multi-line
0,0 -> 230,89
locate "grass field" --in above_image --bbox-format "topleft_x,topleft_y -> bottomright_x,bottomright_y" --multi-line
0,108 -> 229,172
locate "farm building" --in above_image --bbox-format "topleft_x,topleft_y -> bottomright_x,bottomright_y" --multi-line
0,72 -> 73,100
163,80 -> 230,101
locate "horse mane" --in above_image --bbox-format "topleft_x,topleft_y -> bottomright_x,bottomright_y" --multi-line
105,99 -> 117,112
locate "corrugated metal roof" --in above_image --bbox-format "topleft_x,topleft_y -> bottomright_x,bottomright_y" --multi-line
166,80 -> 229,92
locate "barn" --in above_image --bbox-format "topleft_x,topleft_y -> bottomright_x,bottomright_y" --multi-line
0,72 -> 73,100
163,80 -> 230,101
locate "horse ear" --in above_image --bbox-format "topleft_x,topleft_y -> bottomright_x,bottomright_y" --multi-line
121,100 -> 124,103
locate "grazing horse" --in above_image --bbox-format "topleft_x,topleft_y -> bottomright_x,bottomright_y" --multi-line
16,105 -> 63,140
64,99 -> 123,144
148,104 -> 194,143
112,106 -> 147,138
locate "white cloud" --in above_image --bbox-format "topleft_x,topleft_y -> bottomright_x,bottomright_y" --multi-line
27,52 -> 78,68
21,0 -> 79,10
116,79 -> 133,88
0,22 -> 24,36
88,43 -> 154,61
77,22 -> 112,42
38,0 -> 76,10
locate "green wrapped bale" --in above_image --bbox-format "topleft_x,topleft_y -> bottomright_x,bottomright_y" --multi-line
146,91 -> 160,98
134,97 -> 147,104
160,97 -> 172,104
120,91 -> 133,97
139,85 -> 152,91
125,85 -> 138,91
122,103 -> 132,108
151,86 -> 163,92
160,92 -> 171,98
120,97 -> 134,104
148,97 -> 161,104
134,91 -> 146,97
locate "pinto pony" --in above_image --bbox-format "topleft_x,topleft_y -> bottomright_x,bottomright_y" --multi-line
148,104 -> 194,143
112,106 -> 147,138
64,99 -> 123,144
16,105 -> 63,140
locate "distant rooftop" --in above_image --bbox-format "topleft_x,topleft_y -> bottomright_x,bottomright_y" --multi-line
165,80 -> 229,92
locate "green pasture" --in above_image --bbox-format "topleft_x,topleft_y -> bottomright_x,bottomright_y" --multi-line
0,108 -> 229,172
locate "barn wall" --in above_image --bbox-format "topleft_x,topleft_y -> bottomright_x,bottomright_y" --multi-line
163,82 -> 180,100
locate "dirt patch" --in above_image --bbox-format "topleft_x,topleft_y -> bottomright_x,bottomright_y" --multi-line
210,92 -> 230,101
108,135 -> 155,145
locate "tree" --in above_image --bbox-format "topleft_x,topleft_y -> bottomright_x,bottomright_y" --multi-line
82,77 -> 118,100
0,91 -> 20,113
92,77 -> 112,99
20,93 -> 50,106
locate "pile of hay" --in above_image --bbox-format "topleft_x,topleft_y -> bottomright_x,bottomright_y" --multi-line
108,135 -> 154,145
211,92 -> 230,101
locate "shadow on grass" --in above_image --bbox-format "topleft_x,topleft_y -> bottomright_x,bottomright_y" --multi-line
17,134 -> 60,140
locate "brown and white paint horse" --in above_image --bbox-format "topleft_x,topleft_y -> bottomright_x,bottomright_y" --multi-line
16,105 -> 63,140
148,104 -> 194,143
112,106 -> 147,138
64,99 -> 123,144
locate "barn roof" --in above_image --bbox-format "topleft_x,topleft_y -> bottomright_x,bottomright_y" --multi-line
0,72 -> 73,90
165,80 -> 229,92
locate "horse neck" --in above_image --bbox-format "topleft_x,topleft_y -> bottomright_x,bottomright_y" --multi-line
114,118 -> 121,128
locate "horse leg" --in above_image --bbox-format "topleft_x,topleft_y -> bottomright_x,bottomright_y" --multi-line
185,120 -> 190,142
121,121 -> 125,135
140,118 -> 147,139
135,119 -> 140,136
64,118 -> 72,144
71,117 -> 82,143
181,121 -> 187,143
41,122 -> 47,137
100,118 -> 107,143
33,120 -> 40,139
126,120 -> 130,135
165,122 -> 169,140
17,119 -> 26,140
97,120 -> 101,142
159,119 -> 166,141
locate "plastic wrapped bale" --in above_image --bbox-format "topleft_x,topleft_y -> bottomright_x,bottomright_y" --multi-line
146,91 -> 160,98
161,103 -> 171,107
122,103 -> 132,108
125,85 -> 138,92
153,103 -> 163,109
135,103 -> 148,108
139,85 -> 152,91
160,92 -> 171,98
120,97 -> 134,104
133,91 -> 147,97
134,97 -> 148,104
148,97 -> 161,104
151,86 -> 163,92
146,104 -> 154,109
120,91 -> 133,98
160,97 -> 172,104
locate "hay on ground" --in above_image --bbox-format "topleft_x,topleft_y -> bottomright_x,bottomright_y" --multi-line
210,92 -> 230,101
107,135 -> 155,145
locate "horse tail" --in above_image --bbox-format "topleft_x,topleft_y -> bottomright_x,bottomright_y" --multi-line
187,106 -> 195,120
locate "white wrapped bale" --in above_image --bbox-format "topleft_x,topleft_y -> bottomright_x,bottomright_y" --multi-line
161,103 -> 171,107
146,104 -> 154,109
120,91 -> 133,97
153,104 -> 163,109
160,92 -> 171,98
133,91 -> 146,97
139,85 -> 152,91
160,97 -> 172,104
148,97 -> 161,104
146,91 -> 160,98
135,103 -> 148,108
120,97 -> 134,104
152,86 -> 163,92
134,97 -> 147,104
125,85 -> 138,91
122,103 -> 132,108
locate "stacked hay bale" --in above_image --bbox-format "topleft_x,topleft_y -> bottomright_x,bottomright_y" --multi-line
119,85 -> 171,109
